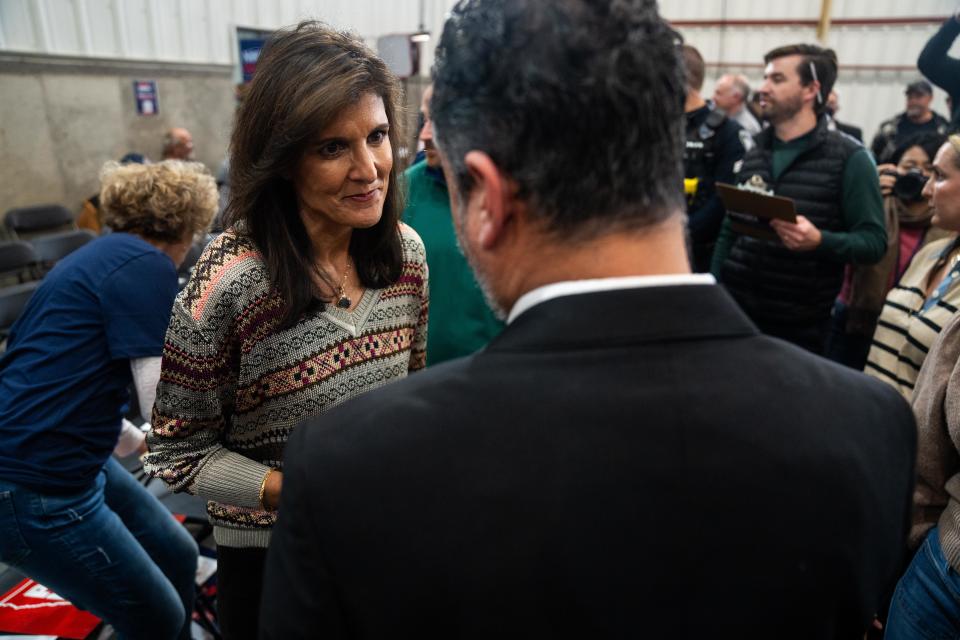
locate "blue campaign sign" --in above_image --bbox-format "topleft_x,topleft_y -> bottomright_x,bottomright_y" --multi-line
133,80 -> 158,116
239,39 -> 265,83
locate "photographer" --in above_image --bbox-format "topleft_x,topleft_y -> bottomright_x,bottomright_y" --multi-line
827,133 -> 948,369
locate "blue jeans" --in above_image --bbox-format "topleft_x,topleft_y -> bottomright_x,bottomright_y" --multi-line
886,526 -> 960,639
0,457 -> 198,639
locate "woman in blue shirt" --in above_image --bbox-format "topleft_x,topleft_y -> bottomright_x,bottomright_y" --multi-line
0,160 -> 217,639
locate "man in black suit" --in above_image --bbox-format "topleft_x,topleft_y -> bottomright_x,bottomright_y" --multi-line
260,1 -> 916,637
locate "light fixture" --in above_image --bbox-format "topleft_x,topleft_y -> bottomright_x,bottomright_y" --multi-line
411,0 -> 430,43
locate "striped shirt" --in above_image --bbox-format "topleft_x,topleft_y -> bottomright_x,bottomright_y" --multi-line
865,236 -> 960,399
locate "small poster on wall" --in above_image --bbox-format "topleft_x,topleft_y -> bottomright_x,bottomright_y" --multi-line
239,39 -> 264,83
133,80 -> 159,116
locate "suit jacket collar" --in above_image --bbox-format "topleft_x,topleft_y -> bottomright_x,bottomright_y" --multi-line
487,284 -> 758,353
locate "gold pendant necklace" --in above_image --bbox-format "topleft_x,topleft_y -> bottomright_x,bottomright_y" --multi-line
335,259 -> 352,309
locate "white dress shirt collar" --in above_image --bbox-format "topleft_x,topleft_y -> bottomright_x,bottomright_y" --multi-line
507,273 -> 716,324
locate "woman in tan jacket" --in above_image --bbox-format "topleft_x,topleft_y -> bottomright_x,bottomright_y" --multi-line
884,135 -> 960,638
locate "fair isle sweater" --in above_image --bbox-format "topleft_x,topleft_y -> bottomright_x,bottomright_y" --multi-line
143,225 -> 428,548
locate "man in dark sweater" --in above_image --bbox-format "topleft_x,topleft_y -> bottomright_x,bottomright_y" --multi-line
871,80 -> 950,163
918,11 -> 960,131
712,44 -> 886,354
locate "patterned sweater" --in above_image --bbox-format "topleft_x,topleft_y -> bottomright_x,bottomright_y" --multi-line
143,225 -> 428,548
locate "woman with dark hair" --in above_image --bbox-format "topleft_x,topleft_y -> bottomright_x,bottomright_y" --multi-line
143,21 -> 428,638
0,160 -> 217,639
826,132 -> 949,369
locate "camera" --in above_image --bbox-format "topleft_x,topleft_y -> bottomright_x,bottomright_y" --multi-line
893,169 -> 928,204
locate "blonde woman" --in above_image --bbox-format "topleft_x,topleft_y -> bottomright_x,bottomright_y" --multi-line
884,134 -> 960,638
0,160 -> 217,639
865,135 -> 960,399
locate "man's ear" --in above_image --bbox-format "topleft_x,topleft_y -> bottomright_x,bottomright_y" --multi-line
805,80 -> 822,107
464,151 -> 514,250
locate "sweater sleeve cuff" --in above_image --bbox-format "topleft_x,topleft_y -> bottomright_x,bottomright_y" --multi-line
195,448 -> 273,509
818,230 -> 842,256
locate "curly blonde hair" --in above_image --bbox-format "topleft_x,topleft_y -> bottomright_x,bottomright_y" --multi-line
99,160 -> 217,242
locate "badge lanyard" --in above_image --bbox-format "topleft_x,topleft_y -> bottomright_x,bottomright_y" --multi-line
921,245 -> 960,313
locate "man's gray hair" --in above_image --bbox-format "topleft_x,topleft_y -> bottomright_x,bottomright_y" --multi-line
162,130 -> 178,153
729,74 -> 751,101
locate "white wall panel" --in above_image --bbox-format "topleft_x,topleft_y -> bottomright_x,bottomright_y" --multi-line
664,1 -> 957,148
44,0 -> 82,54
0,0 -> 31,50
0,0 -> 457,63
85,0 -> 118,57
125,0 -> 154,59
179,0 -> 211,62
0,0 -> 956,148
206,0 -> 234,63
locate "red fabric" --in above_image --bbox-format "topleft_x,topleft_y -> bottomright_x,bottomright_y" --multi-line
837,264 -> 854,304
0,578 -> 100,639
896,227 -> 926,285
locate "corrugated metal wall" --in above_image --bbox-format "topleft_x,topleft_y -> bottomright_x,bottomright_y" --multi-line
663,0 -> 958,144
0,0 -> 957,147
0,0 -> 456,68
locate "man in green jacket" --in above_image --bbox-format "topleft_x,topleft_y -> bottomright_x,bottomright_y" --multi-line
403,85 -> 503,365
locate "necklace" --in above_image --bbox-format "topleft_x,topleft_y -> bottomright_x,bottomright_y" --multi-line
335,259 -> 352,309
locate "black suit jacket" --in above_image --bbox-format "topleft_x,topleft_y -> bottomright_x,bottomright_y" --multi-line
261,285 -> 915,639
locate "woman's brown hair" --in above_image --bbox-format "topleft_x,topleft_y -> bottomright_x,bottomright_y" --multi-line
225,21 -> 404,328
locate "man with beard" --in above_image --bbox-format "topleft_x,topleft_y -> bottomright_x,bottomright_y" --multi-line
402,84 -> 503,365
871,80 -> 950,164
711,44 -> 886,354
260,6 -> 915,638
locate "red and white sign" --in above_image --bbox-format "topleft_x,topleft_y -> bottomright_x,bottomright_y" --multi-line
0,578 -> 100,639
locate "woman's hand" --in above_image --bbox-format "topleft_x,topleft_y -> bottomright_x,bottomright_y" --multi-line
878,163 -> 898,197
262,470 -> 284,511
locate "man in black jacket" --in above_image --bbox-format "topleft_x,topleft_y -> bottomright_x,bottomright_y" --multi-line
712,44 -> 886,354
871,80 -> 950,164
260,2 -> 916,638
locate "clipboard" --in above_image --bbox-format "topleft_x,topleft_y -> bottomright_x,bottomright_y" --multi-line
716,182 -> 797,241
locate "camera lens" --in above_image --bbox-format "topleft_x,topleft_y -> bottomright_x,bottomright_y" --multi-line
893,170 -> 928,204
